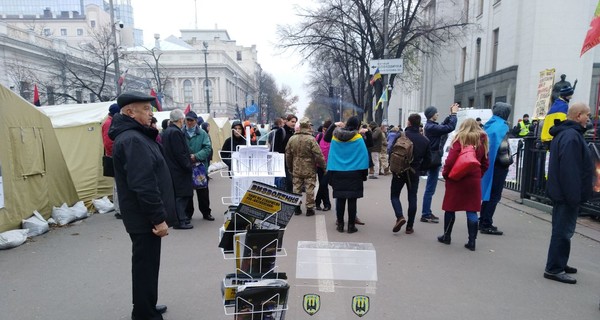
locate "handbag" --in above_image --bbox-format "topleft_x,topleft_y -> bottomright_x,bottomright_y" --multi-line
448,145 -> 480,180
495,133 -> 514,168
192,162 -> 208,189
102,155 -> 114,177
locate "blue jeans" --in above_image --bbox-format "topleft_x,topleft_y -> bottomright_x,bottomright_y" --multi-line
545,202 -> 579,274
390,172 -> 420,227
421,166 -> 441,216
480,166 -> 509,228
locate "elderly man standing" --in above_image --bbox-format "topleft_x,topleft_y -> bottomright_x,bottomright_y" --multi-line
108,91 -> 175,320
543,102 -> 593,284
286,117 -> 326,216
183,111 -> 214,222
162,109 -> 194,230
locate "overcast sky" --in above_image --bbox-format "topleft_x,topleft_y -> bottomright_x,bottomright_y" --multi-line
130,0 -> 311,116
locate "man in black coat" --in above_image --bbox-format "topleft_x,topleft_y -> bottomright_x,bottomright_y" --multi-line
543,102 -> 594,285
389,114 -> 432,234
161,109 -> 194,230
108,91 -> 176,320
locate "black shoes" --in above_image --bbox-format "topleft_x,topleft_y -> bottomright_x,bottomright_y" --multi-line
420,214 -> 439,223
393,217 -> 406,233
336,223 -> 344,232
322,205 -> 331,211
354,217 -> 365,225
543,272 -> 577,284
315,206 -> 323,211
480,226 -> 504,235
347,224 -> 358,233
115,212 -> 122,219
174,223 -> 193,230
564,265 -> 578,274
437,235 -> 451,245
156,305 -> 167,314
464,241 -> 476,251
203,214 -> 215,221
306,209 -> 315,216
294,207 -> 302,215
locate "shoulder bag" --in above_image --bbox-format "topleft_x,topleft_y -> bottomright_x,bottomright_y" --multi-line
448,145 -> 480,180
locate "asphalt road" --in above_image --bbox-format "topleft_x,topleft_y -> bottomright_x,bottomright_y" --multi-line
1,173 -> 599,320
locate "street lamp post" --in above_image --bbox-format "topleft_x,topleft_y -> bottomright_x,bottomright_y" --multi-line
153,34 -> 162,104
202,41 -> 210,114
109,0 -> 121,96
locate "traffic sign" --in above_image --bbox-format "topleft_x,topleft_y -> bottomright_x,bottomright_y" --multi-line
370,59 -> 403,75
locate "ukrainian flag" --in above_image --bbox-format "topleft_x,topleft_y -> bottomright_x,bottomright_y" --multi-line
327,133 -> 369,171
540,99 -> 568,142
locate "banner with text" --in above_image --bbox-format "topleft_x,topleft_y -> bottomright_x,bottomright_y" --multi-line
533,68 -> 555,119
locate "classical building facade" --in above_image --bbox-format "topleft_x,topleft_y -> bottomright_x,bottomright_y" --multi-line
126,29 -> 260,118
389,0 -> 600,127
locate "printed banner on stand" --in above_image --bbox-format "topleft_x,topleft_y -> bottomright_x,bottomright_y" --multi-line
236,181 -> 301,228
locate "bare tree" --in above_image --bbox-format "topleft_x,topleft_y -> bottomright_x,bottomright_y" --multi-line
5,60 -> 43,101
44,25 -> 118,102
277,0 -> 468,124
125,45 -> 173,106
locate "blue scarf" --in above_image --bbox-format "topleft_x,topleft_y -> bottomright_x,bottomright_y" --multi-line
327,133 -> 369,171
481,115 -> 509,201
185,126 -> 196,137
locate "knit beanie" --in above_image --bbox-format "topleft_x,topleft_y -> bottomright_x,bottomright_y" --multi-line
424,106 -> 438,120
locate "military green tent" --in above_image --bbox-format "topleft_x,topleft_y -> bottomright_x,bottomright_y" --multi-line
40,101 -> 114,210
0,84 -> 79,232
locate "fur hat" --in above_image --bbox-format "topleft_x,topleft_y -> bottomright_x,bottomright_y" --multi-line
424,106 -> 438,120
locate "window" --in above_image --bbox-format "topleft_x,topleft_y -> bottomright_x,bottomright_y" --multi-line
89,93 -> 95,103
183,80 -> 193,104
236,51 -> 242,61
77,28 -> 83,36
60,28 -> 67,36
204,79 -> 213,103
90,20 -> 96,28
468,97 -> 475,108
19,81 -> 30,100
76,90 -> 82,103
46,86 -> 55,105
492,28 -> 499,72
460,47 -> 467,83
463,0 -> 469,23
484,94 -> 492,109
43,28 -> 51,36
475,38 -> 481,78
478,0 -> 484,16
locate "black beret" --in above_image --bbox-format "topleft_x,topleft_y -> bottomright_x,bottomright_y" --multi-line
117,91 -> 155,109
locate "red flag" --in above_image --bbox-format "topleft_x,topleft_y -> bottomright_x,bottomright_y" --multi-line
33,84 -> 41,107
184,104 -> 191,115
149,88 -> 162,111
581,1 -> 600,56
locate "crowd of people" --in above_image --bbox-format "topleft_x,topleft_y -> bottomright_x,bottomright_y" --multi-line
101,89 -> 594,318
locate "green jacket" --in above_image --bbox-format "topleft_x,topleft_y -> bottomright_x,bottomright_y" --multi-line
183,125 -> 212,166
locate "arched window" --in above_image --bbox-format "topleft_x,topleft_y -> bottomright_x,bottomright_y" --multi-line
183,79 -> 193,104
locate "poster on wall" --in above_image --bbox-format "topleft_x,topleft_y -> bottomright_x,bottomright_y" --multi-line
0,160 -> 4,209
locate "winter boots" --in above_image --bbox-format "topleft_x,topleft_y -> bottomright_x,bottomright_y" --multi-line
437,212 -> 455,245
464,220 -> 478,251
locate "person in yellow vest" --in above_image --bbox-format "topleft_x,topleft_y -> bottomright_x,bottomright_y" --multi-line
512,114 -> 531,137
541,86 -> 574,143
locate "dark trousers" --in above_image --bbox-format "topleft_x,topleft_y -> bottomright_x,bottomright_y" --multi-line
390,172 -> 420,227
175,196 -> 191,224
336,197 -> 357,225
480,166 -> 509,228
186,187 -> 211,219
315,167 -> 331,208
130,233 -> 163,320
545,202 -> 579,274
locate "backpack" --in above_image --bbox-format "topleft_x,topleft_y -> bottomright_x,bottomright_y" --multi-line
389,132 -> 414,175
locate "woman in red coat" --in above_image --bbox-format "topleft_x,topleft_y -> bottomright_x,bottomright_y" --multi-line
438,118 -> 489,251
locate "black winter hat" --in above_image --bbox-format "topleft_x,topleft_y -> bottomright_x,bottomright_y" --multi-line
117,91 -> 155,109
424,106 -> 438,120
559,86 -> 574,97
185,111 -> 198,120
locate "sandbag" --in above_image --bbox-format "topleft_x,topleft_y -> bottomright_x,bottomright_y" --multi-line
22,211 -> 49,237
52,201 -> 88,226
92,196 -> 115,214
0,229 -> 29,250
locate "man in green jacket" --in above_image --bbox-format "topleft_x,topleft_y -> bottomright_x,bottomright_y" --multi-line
184,111 -> 215,221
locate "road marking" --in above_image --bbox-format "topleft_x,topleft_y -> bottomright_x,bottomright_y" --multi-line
315,214 -> 335,292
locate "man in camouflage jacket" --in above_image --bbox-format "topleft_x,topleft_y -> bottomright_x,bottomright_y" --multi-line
285,117 -> 326,216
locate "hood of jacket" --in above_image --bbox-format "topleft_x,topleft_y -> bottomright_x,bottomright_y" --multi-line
108,113 -> 158,141
549,119 -> 587,137
492,102 -> 512,121
333,127 -> 360,142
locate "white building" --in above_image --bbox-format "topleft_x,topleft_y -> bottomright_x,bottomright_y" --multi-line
389,0 -> 600,127
126,29 -> 260,119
